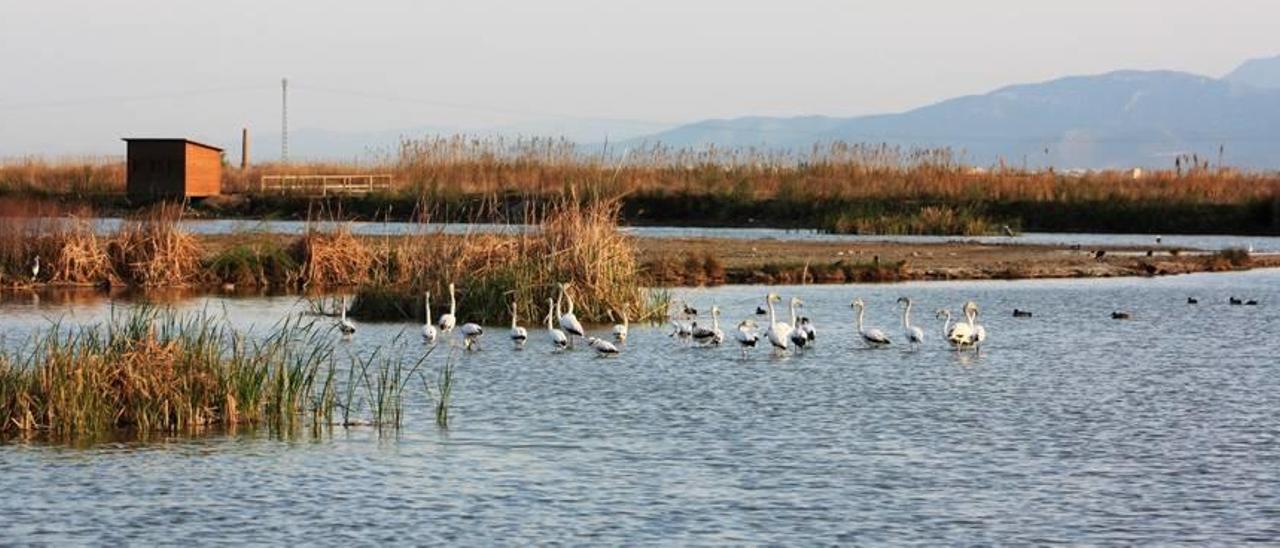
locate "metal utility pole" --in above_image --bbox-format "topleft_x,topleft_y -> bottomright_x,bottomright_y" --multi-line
281,77 -> 289,164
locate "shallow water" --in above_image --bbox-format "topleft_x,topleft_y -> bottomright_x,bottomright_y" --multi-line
1,270 -> 1278,544
66,217 -> 1280,252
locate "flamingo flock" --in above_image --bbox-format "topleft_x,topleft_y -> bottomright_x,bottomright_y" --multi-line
335,284 -> 995,357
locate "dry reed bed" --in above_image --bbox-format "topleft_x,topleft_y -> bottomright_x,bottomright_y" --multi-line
7,137 -> 1278,206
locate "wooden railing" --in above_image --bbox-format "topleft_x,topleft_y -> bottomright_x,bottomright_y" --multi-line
257,174 -> 393,196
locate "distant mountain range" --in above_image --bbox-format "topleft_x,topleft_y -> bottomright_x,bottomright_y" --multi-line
266,54 -> 1280,169
624,55 -> 1280,169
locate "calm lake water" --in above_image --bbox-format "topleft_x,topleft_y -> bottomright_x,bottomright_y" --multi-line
72,217 -> 1280,253
1,270 -> 1278,544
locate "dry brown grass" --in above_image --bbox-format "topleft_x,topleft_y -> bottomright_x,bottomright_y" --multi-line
110,203 -> 203,286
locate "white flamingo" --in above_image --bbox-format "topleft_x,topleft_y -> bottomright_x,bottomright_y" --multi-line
964,301 -> 987,351
612,309 -> 629,343
852,298 -> 890,347
510,300 -> 528,349
734,319 -> 760,358
897,297 -> 925,350
764,293 -> 793,354
789,297 -> 810,350
460,321 -> 484,351
337,295 -> 356,336
437,283 -> 457,334
545,298 -> 568,351
557,283 -> 585,346
692,306 -> 725,345
421,292 -> 438,344
936,308 -> 973,349
586,336 -> 620,356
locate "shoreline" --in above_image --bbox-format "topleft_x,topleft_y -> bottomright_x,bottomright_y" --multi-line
3,232 -> 1274,292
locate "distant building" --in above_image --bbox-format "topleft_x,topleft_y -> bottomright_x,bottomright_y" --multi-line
124,138 -> 223,200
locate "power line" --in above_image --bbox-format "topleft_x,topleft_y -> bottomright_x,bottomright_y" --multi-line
0,84 -> 274,111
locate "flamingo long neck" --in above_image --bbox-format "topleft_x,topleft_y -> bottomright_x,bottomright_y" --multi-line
789,300 -> 798,326
449,286 -> 456,315
622,312 -> 629,329
766,298 -> 778,326
546,301 -> 555,330
941,311 -> 952,336
856,304 -> 865,331
903,301 -> 913,330
712,311 -> 720,331
566,291 -> 576,315
511,303 -> 518,329
424,294 -> 431,325
966,307 -> 976,328
341,296 -> 347,322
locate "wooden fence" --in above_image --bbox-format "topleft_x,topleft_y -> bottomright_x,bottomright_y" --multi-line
257,174 -> 393,196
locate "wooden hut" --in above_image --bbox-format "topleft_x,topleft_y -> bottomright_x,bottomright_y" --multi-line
124,138 -> 223,200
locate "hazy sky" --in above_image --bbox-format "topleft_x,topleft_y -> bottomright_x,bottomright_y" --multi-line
2,0 -> 1277,157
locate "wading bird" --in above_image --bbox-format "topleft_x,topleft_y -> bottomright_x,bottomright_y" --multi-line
510,300 -> 528,349
936,309 -> 972,349
338,295 -> 356,336
557,283 -> 585,346
586,336 -> 620,356
545,298 -> 568,351
852,298 -> 890,347
764,293 -> 792,354
734,319 -> 759,357
437,283 -> 458,334
963,301 -> 987,350
789,298 -> 810,350
612,309 -> 629,343
31,255 -> 40,281
460,321 -> 484,351
422,292 -> 438,344
898,297 -> 925,349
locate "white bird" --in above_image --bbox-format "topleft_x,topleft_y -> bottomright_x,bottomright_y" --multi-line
437,283 -> 457,334
509,300 -> 528,349
764,293 -> 793,354
557,283 -> 585,346
337,295 -> 356,336
936,308 -> 974,349
460,322 -> 484,351
734,319 -> 760,357
692,306 -> 725,345
422,292 -> 438,344
897,297 -> 925,349
31,255 -> 40,281
612,309 -> 629,343
545,298 -> 569,351
788,297 -> 810,350
586,336 -> 620,356
852,298 -> 890,347
964,301 -> 987,351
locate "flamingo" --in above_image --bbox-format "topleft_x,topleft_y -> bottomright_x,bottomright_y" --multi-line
851,298 -> 890,347
31,255 -> 40,281
460,321 -> 484,351
788,298 -> 810,350
510,300 -> 528,349
897,297 -> 925,350
545,298 -> 568,351
337,295 -> 356,336
437,283 -> 457,334
586,336 -> 620,356
612,309 -> 629,343
734,320 -> 760,358
422,292 -> 438,344
963,301 -> 987,350
936,308 -> 973,349
557,283 -> 585,346
693,306 -> 725,345
764,293 -> 792,354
